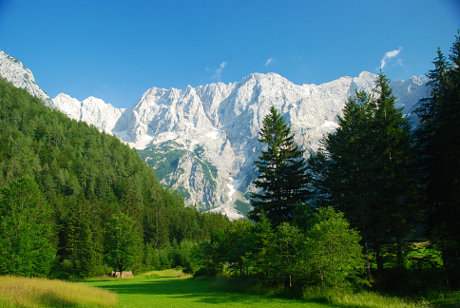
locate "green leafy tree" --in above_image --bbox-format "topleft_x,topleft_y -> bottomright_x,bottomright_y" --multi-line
272,222 -> 304,288
105,212 -> 141,276
250,106 -> 310,226
251,214 -> 275,280
0,177 -> 56,276
191,231 -> 225,275
304,207 -> 364,289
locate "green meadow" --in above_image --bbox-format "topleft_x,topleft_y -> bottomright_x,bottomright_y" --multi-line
0,275 -> 117,307
85,270 -> 333,308
3,270 -> 457,307
84,269 -> 423,308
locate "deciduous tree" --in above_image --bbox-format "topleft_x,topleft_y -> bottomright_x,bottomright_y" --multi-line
105,212 -> 141,276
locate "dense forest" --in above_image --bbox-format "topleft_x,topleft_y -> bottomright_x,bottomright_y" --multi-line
0,33 -> 459,303
0,78 -> 230,278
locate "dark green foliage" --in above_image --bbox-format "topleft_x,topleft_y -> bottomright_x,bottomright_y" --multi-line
191,208 -> 364,291
0,78 -> 230,277
415,33 -> 460,287
250,106 -> 310,226
308,75 -> 416,276
0,177 -> 55,276
219,219 -> 254,276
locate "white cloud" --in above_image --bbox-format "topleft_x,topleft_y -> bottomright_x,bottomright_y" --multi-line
380,47 -> 403,70
212,61 -> 226,79
265,57 -> 276,67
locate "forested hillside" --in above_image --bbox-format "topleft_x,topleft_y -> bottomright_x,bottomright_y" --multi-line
0,78 -> 230,278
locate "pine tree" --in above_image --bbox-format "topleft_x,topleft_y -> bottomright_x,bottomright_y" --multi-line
0,177 -> 56,276
415,34 -> 460,287
63,198 -> 100,277
250,106 -> 309,226
372,74 -> 416,269
309,75 -> 415,277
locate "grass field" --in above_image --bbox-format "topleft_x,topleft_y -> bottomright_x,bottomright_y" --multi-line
86,269 -> 427,308
1,270 -> 444,307
85,269 -> 334,308
0,275 -> 117,307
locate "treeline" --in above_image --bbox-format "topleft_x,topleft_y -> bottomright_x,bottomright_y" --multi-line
183,207 -> 364,291
0,78 -> 230,278
186,34 -> 460,293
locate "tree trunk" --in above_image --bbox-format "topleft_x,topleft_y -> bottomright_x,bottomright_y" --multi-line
396,238 -> 404,269
375,246 -> 384,272
363,241 -> 373,282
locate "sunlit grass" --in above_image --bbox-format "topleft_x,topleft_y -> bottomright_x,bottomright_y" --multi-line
137,268 -> 192,279
0,275 -> 117,307
86,270 -> 333,308
330,290 -> 428,308
0,271 -> 442,308
302,286 -> 428,308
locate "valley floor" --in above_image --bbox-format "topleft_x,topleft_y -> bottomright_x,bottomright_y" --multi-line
85,270 -> 334,308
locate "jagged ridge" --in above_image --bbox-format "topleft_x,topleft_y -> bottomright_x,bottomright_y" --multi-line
0,49 -> 429,219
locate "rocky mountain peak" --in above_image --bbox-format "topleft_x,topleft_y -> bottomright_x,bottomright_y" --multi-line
0,49 -> 430,219
0,50 -> 52,105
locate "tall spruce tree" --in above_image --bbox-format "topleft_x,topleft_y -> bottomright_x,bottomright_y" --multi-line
309,90 -> 377,279
250,106 -> 309,226
308,74 -> 415,277
415,34 -> 460,287
372,74 -> 416,268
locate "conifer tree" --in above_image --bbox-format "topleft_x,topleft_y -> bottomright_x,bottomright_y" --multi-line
372,74 -> 416,268
309,75 -> 415,277
0,177 -> 56,276
415,34 -> 460,287
250,106 -> 309,226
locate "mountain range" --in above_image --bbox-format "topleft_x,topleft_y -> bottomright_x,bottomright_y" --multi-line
0,49 -> 429,219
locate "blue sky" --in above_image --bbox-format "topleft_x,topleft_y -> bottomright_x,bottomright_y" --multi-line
0,0 -> 459,108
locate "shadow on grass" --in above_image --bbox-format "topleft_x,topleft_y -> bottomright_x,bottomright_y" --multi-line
95,277 -> 335,306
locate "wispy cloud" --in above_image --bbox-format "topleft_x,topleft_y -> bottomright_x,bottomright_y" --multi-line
265,57 -> 276,67
380,47 -> 403,70
212,61 -> 227,79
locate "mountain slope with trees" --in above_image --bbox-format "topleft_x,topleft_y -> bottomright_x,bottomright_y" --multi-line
0,78 -> 230,278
